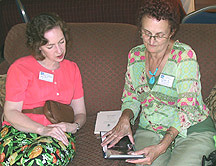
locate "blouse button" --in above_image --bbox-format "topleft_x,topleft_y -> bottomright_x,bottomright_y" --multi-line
57,93 -> 59,96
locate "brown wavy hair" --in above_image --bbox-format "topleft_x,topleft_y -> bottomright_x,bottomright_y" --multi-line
138,0 -> 181,37
26,13 -> 69,60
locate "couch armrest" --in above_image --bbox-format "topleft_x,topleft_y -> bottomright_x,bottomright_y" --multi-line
0,60 -> 10,75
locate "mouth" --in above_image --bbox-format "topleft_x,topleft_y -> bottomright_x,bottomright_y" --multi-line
57,54 -> 64,59
148,44 -> 157,47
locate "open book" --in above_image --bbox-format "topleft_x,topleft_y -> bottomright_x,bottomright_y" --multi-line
94,110 -> 122,134
101,131 -> 145,159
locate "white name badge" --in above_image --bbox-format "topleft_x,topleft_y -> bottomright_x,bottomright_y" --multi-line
158,74 -> 174,88
39,71 -> 54,82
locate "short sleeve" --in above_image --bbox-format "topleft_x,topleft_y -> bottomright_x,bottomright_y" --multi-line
6,63 -> 29,102
72,63 -> 84,99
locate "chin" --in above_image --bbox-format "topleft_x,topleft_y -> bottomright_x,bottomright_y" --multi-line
146,46 -> 159,53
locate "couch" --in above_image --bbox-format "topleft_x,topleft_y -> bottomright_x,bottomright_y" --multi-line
0,22 -> 216,165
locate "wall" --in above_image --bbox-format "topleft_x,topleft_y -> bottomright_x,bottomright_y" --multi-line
195,0 -> 216,10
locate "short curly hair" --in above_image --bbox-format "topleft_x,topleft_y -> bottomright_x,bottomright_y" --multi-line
26,13 -> 69,60
138,0 -> 181,37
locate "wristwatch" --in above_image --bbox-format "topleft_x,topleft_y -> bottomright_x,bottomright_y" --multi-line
75,122 -> 81,131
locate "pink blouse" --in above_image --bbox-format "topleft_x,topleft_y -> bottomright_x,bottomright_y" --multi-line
3,56 -> 83,126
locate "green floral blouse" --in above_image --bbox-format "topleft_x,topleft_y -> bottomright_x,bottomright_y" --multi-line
121,41 -> 209,138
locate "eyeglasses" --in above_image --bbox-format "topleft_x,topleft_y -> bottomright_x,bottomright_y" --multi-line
141,29 -> 169,42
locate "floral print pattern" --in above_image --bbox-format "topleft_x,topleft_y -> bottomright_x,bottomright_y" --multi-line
0,125 -> 76,165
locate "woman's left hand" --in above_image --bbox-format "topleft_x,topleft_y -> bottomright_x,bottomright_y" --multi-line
48,122 -> 78,133
126,144 -> 164,165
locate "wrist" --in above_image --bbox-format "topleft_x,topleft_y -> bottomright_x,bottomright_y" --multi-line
158,142 -> 169,154
121,109 -> 133,121
36,126 -> 45,135
75,122 -> 81,131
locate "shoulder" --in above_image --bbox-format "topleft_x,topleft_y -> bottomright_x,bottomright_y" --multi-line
12,55 -> 35,66
9,55 -> 37,72
128,44 -> 146,64
171,41 -> 197,63
60,59 -> 81,73
61,59 -> 78,68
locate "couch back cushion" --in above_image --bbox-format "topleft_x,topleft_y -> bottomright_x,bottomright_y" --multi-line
4,23 -> 140,116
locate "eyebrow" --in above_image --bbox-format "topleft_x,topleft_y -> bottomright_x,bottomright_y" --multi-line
142,29 -> 165,35
46,37 -> 65,46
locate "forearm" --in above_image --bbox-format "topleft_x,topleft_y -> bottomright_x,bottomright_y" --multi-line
74,113 -> 86,129
4,109 -> 44,134
158,127 -> 179,154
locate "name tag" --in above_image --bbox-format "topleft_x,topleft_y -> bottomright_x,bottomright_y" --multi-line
158,74 -> 174,88
39,71 -> 54,82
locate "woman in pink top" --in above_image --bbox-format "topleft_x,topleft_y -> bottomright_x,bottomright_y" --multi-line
0,13 -> 86,165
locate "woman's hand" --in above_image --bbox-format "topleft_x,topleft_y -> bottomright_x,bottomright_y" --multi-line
126,144 -> 165,165
101,109 -> 134,148
38,125 -> 69,146
48,122 -> 78,133
126,127 -> 178,165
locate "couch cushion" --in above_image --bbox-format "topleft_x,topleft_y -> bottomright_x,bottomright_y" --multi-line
205,84 -> 216,121
0,74 -> 6,109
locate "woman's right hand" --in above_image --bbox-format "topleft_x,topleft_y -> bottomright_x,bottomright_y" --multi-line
38,125 -> 69,146
101,109 -> 134,148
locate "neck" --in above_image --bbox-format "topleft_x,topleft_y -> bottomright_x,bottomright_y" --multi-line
38,60 -> 60,70
148,44 -> 170,72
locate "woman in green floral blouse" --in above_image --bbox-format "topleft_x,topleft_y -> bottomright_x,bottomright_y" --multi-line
101,0 -> 216,165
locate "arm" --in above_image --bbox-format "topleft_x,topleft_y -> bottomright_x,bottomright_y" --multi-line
4,101 -> 45,133
158,127 -> 179,153
176,48 -> 208,136
4,101 -> 70,145
126,127 -> 179,165
70,97 -> 86,132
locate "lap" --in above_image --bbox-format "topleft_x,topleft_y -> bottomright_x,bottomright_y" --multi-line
0,125 -> 76,166
168,131 -> 215,166
134,128 -> 215,166
134,128 -> 171,166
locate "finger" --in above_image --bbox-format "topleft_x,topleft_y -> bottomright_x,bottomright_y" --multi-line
128,134 -> 135,145
107,136 -> 123,148
102,130 -> 113,138
132,149 -> 146,155
47,124 -> 57,127
51,127 -> 69,145
101,134 -> 115,146
126,158 -> 146,164
55,132 -> 69,146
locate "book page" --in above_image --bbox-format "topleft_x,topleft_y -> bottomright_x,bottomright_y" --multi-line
94,110 -> 122,134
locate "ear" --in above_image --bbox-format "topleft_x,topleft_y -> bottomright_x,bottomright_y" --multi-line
170,29 -> 176,38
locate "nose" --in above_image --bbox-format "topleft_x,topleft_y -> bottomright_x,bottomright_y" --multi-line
56,44 -> 63,54
149,36 -> 156,45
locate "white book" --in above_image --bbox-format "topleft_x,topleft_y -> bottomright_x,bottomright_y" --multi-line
94,110 -> 122,134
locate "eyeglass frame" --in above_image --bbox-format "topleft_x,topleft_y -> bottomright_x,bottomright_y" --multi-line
141,29 -> 170,42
